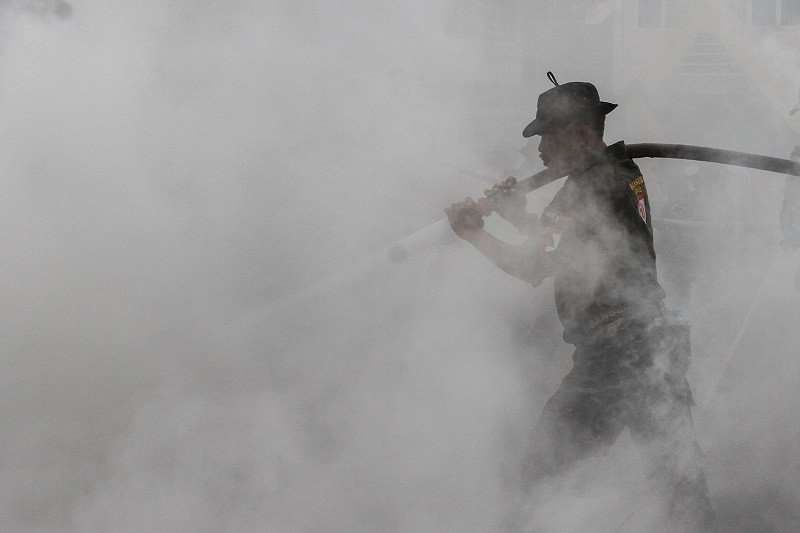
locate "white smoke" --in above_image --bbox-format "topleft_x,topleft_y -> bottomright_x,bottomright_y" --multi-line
1,2 -> 799,532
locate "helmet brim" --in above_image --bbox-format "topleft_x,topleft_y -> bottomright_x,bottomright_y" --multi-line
522,101 -> 617,138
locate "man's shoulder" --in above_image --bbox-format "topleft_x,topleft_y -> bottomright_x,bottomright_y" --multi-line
603,143 -> 646,193
586,152 -> 643,197
603,141 -> 641,174
553,142 -> 646,208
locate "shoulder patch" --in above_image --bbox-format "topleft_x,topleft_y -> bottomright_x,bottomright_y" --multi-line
628,175 -> 647,222
628,176 -> 644,193
636,192 -> 647,222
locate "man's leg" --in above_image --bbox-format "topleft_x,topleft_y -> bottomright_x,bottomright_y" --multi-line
501,373 -> 627,532
629,391 -> 715,531
520,372 -> 626,490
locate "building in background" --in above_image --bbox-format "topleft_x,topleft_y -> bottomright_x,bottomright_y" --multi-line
445,0 -> 800,154
614,0 -> 800,151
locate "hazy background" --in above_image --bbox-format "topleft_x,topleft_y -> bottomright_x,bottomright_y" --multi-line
0,1 -> 798,531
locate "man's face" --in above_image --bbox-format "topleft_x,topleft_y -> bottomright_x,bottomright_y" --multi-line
537,123 -> 589,175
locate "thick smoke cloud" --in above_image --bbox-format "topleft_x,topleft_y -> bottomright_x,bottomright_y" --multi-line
1,1 -> 799,531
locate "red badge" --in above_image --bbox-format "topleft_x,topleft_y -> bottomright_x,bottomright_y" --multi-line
637,192 -> 647,222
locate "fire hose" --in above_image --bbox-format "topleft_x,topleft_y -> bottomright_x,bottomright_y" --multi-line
477,143 -> 800,214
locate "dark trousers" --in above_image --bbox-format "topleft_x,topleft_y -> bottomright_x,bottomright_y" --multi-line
520,321 -> 715,531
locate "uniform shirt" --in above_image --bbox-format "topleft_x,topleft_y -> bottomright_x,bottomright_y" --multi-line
537,141 -> 665,343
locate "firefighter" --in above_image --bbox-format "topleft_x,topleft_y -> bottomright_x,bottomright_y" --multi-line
446,73 -> 715,531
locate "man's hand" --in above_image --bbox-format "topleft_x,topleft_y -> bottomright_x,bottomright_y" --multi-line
445,196 -> 555,285
445,197 -> 485,240
484,177 -> 528,225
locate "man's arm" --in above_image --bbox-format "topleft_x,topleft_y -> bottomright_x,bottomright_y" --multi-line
465,230 -> 553,285
445,197 -> 554,286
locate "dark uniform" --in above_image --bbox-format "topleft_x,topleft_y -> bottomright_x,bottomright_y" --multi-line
520,142 -> 715,529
